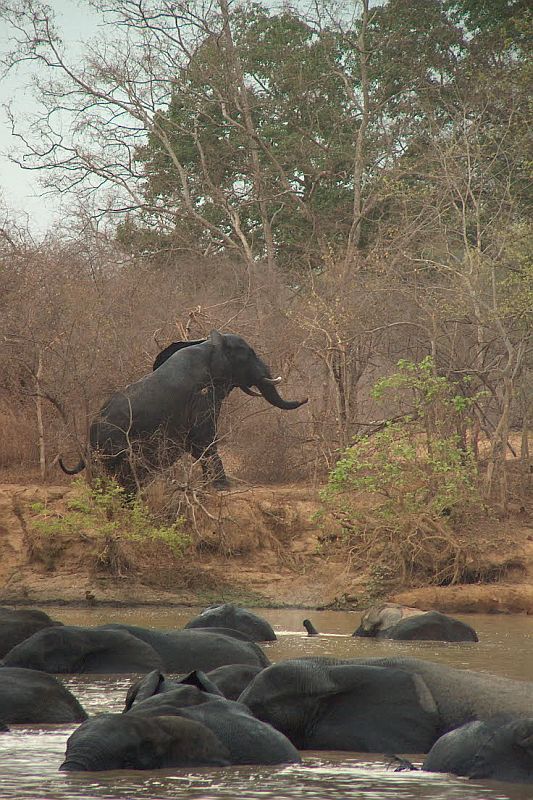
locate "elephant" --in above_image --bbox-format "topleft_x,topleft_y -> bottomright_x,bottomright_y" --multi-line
59,331 -> 307,491
239,656 -> 533,753
126,675 -> 301,765
2,625 -> 163,673
125,665 -> 264,708
239,658 -> 440,752
184,604 -> 277,642
99,624 -> 270,672
350,656 -> 533,733
0,606 -> 62,658
0,667 -> 87,724
202,664 -> 264,700
422,717 -> 533,783
354,603 -> 478,642
60,713 -> 230,771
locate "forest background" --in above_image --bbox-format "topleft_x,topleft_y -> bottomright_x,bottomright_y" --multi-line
0,0 -> 530,592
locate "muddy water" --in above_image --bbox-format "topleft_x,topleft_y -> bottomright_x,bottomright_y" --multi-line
1,607 -> 532,800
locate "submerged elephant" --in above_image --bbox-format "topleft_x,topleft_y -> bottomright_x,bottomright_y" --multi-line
126,677 -> 301,765
2,626 -> 163,673
239,656 -> 533,753
184,604 -> 277,642
422,717 -> 533,783
125,666 -> 264,709
0,606 -> 62,658
0,667 -> 87,724
239,658 -> 440,752
61,713 -> 230,771
59,331 -> 307,491
354,604 -> 478,642
100,624 -> 270,672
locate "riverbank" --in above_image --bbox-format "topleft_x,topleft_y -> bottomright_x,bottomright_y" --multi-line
1,481 -> 532,613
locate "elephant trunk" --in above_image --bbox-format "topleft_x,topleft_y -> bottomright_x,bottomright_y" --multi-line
255,379 -> 308,411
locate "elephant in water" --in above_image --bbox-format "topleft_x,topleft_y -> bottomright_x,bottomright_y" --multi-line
61,714 -> 230,771
2,626 -> 163,674
4,624 -> 269,674
354,603 -> 478,642
0,667 -> 87,724
125,666 -> 264,708
239,656 -> 533,753
99,623 -> 270,672
126,678 -> 301,766
59,331 -> 307,491
184,604 -> 277,642
0,606 -> 62,658
422,717 -> 533,783
239,658 -> 440,752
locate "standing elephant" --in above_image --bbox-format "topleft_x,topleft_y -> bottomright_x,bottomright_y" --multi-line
184,604 -> 277,642
354,604 -> 478,642
59,331 -> 307,491
422,717 -> 533,783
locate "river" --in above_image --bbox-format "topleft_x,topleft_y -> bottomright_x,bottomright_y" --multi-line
1,606 -> 532,800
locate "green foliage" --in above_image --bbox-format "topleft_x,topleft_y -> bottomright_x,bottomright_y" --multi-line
29,479 -> 190,557
321,358 -> 487,585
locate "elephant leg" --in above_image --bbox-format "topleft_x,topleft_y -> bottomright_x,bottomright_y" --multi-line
190,442 -> 229,489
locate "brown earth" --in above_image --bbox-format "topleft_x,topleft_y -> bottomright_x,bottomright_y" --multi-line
0,481 -> 532,613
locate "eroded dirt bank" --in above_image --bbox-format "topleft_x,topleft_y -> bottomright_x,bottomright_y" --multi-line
0,482 -> 532,613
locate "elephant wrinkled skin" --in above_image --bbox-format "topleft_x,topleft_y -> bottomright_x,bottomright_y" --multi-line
184,604 -> 277,642
59,331 -> 307,491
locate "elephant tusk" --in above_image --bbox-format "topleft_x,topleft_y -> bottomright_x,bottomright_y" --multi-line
261,376 -> 283,385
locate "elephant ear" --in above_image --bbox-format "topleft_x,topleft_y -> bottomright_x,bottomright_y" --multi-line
208,330 -> 229,376
178,670 -> 224,696
153,340 -> 205,371
124,670 -> 166,711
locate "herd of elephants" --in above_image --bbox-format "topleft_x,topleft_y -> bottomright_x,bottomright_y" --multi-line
1,601 -> 532,785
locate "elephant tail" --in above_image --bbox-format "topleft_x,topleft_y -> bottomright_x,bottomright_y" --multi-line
58,457 -> 86,475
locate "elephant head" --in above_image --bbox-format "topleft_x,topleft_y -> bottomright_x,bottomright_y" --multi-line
154,331 -> 308,410
209,330 -> 308,409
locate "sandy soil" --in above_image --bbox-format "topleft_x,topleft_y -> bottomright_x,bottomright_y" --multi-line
0,481 -> 532,613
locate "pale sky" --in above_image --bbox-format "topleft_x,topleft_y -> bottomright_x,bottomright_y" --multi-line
0,1 -> 101,235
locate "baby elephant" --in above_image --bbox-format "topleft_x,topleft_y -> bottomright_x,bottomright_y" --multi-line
354,603 -> 478,642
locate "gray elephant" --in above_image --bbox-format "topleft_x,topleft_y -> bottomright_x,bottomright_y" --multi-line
239,656 -> 533,753
354,603 -> 478,642
239,658 -> 440,752
126,677 -> 301,765
0,667 -> 87,724
184,604 -> 277,642
2,625 -> 163,673
348,657 -> 533,733
59,331 -> 307,491
60,713 -> 230,771
422,717 -> 533,783
0,606 -> 62,658
99,624 -> 270,671
125,666 -> 264,709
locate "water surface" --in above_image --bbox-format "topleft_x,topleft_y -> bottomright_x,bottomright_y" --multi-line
1,606 -> 532,800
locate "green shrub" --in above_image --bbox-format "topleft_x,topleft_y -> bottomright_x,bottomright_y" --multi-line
321,358 -> 488,587
29,478 -> 190,559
